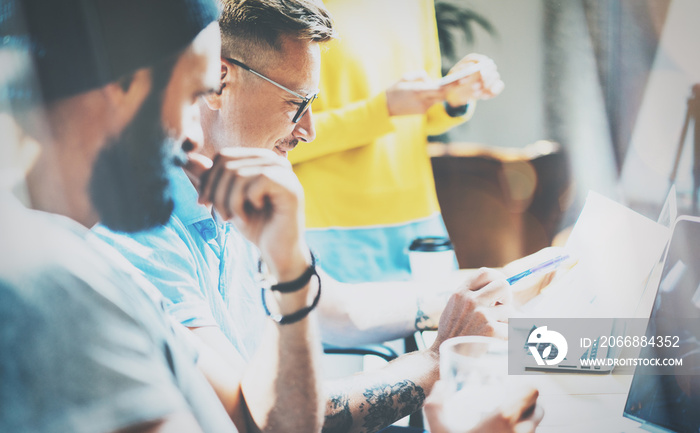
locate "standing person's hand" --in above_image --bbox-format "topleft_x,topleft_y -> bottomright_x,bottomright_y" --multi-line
425,381 -> 544,433
442,53 -> 504,108
386,70 -> 447,116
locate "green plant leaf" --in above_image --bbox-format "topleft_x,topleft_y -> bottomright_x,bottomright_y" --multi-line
435,0 -> 497,64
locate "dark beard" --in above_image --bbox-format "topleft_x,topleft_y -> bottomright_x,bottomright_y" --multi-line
89,58 -> 184,233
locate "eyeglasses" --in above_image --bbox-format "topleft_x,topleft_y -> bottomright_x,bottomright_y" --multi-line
225,57 -> 318,123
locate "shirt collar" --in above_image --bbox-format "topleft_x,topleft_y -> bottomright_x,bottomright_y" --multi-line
168,167 -> 219,241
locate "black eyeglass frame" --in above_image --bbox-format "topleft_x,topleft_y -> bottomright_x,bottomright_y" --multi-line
225,57 -> 317,123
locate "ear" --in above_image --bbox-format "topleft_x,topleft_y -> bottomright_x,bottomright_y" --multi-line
102,68 -> 151,133
202,59 -> 232,111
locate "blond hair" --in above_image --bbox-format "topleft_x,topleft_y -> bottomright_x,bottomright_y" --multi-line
219,0 -> 336,65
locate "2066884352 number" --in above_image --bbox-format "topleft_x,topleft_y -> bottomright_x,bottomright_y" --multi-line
596,335 -> 680,348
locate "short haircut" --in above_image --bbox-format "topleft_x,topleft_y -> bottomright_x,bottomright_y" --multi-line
219,0 -> 336,66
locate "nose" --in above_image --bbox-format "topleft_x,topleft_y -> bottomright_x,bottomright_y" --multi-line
292,106 -> 316,143
181,102 -> 204,153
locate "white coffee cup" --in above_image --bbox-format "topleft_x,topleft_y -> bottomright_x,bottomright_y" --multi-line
408,236 -> 457,281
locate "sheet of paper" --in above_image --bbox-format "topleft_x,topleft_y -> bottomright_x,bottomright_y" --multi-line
521,191 -> 670,318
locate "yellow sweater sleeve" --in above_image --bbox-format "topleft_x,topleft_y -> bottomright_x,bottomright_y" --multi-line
288,91 -> 395,165
425,100 -> 476,136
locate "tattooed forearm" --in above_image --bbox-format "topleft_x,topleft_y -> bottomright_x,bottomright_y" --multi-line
323,392 -> 353,433
361,380 -> 426,433
322,380 -> 427,433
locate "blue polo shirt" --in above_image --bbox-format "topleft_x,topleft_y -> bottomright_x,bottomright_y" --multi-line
92,167 -> 265,361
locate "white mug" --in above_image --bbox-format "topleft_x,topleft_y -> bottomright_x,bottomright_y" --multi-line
408,236 -> 457,281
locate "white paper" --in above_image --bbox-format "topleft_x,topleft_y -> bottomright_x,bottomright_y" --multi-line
521,191 -> 670,318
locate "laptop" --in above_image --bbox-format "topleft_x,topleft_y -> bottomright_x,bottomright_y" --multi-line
516,189 -> 678,374
623,215 -> 700,432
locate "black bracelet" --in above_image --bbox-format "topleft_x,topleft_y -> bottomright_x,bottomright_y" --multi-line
444,101 -> 470,118
269,253 -> 317,293
261,271 -> 321,325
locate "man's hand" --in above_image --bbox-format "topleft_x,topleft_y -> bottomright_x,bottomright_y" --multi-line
185,148 -> 310,282
442,53 -> 504,108
425,381 -> 543,433
503,247 -> 576,307
431,268 -> 512,352
386,70 -> 447,116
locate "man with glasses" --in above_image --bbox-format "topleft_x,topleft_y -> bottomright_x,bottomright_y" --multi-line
96,0 -> 337,362
94,0 -> 543,432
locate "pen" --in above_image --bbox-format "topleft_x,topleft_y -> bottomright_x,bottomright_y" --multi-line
506,254 -> 570,285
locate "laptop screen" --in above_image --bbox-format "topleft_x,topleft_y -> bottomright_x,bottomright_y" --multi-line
624,216 -> 700,432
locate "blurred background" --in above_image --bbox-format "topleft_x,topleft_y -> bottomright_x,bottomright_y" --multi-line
428,0 -> 699,269
4,0 -> 693,269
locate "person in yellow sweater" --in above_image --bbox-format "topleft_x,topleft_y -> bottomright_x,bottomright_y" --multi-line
289,0 -> 504,282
